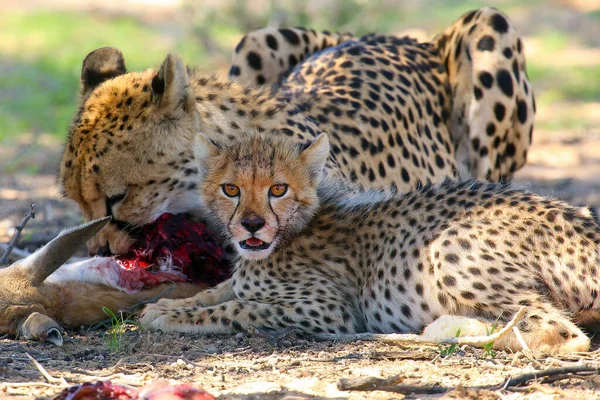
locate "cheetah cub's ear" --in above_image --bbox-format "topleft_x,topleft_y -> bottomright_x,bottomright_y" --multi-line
300,133 -> 330,184
151,53 -> 195,112
80,47 -> 127,97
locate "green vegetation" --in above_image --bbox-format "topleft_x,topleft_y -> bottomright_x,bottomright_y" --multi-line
438,328 -> 461,357
101,306 -> 138,352
529,65 -> 600,103
0,11 -> 212,143
481,316 -> 503,359
482,334 -> 497,358
0,1 -> 598,150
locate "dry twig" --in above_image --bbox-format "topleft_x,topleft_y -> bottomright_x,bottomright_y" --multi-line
499,365 -> 600,389
25,352 -> 68,386
0,245 -> 30,261
338,374 -> 446,394
370,351 -> 436,361
114,353 -> 215,369
316,307 -> 526,348
0,382 -> 67,389
337,364 -> 600,394
508,382 -> 566,395
0,203 -> 36,265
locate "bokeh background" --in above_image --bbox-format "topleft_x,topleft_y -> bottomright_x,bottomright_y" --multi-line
1,0 -> 600,253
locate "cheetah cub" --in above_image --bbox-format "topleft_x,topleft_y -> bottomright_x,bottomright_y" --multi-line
140,131 -> 600,354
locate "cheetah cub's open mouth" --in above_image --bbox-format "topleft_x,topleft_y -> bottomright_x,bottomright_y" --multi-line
239,237 -> 271,251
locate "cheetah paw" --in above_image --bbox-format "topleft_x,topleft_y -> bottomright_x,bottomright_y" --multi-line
155,297 -> 177,307
139,304 -> 175,331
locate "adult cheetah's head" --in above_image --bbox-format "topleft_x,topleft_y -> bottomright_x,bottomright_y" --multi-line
194,130 -> 330,260
59,48 -> 201,256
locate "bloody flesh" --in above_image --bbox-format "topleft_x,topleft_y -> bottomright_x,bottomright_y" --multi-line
53,380 -> 216,400
116,213 -> 229,288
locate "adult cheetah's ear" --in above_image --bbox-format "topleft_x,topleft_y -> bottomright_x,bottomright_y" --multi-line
194,132 -> 221,174
300,133 -> 330,184
81,47 -> 127,96
151,53 -> 195,112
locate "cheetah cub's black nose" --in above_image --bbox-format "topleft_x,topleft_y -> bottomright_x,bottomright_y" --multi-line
241,216 -> 266,234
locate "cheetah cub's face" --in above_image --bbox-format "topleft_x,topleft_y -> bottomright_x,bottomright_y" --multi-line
195,131 -> 330,260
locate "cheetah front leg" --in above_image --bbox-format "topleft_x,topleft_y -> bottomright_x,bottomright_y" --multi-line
150,278 -> 235,309
139,298 -> 358,335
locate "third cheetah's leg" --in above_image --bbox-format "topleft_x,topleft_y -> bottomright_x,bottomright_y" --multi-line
229,28 -> 355,86
433,7 -> 535,182
139,298 -> 358,335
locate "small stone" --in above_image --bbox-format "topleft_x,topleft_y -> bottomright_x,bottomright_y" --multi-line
205,346 -> 220,354
267,357 -> 278,366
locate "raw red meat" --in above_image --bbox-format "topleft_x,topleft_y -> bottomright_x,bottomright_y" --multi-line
116,213 -> 229,288
53,380 -> 215,400
53,380 -> 133,400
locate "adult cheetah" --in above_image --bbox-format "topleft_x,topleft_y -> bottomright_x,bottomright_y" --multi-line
59,7 -> 535,256
140,131 -> 598,355
230,7 -> 536,181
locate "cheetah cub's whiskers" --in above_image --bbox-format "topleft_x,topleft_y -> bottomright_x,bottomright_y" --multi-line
193,130 -> 329,260
140,131 -> 600,354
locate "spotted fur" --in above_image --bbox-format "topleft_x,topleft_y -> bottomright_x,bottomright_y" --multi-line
141,131 -> 599,355
59,7 -> 534,256
230,8 -> 535,182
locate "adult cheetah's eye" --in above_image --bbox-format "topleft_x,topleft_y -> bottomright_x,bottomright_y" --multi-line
222,184 -> 240,197
269,184 -> 288,198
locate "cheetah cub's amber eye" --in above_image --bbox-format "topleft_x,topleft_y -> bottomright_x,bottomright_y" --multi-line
222,184 -> 240,197
269,184 -> 288,198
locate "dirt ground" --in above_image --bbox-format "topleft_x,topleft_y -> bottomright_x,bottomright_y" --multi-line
3,325 -> 600,400
4,150 -> 600,392
2,123 -> 600,400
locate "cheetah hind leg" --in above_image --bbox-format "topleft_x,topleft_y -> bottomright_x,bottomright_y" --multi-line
431,222 -> 591,354
433,7 -> 535,182
432,258 -> 590,354
423,304 -> 590,355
